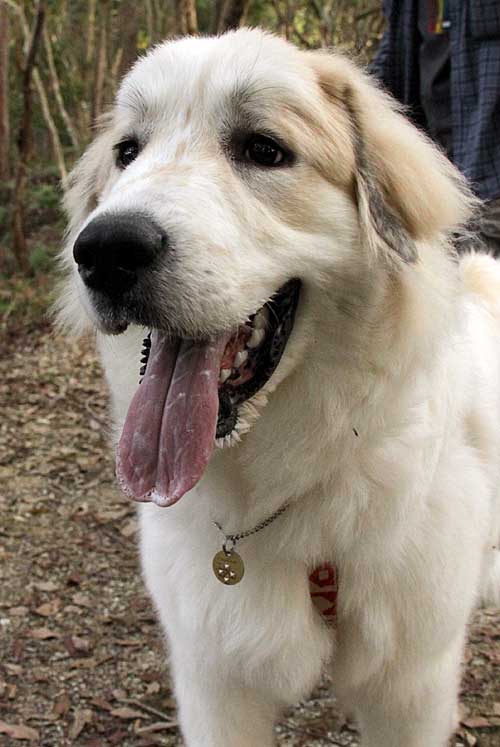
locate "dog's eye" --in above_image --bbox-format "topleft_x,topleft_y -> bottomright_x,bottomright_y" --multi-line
244,135 -> 285,167
116,139 -> 140,168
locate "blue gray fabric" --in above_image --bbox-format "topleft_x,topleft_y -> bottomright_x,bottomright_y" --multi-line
417,0 -> 452,154
370,0 -> 500,202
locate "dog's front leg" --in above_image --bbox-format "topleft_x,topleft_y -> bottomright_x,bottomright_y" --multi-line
170,652 -> 279,747
353,635 -> 464,747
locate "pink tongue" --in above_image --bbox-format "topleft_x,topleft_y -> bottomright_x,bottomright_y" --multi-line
116,330 -> 229,506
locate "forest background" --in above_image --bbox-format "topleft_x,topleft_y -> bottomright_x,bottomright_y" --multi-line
0,5 -> 499,747
0,0 -> 383,289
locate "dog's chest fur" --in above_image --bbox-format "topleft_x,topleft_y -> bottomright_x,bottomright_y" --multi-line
102,292 -> 495,704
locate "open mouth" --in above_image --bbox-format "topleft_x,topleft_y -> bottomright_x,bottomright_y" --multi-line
216,278 -> 301,438
116,279 -> 301,507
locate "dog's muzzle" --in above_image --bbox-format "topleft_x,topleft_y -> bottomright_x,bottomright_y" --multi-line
73,212 -> 167,298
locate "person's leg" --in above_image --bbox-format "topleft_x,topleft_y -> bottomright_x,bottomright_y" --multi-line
478,197 -> 500,257
455,198 -> 500,256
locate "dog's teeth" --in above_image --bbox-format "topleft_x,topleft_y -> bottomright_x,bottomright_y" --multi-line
253,308 -> 269,329
247,328 -> 265,349
219,368 -> 231,384
234,350 -> 248,368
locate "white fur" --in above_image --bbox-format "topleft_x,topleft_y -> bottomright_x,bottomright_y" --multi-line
59,29 -> 500,747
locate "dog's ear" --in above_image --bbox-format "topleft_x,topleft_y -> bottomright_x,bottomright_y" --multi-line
306,52 -> 476,262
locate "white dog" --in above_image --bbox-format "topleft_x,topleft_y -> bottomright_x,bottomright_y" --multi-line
58,29 -> 500,747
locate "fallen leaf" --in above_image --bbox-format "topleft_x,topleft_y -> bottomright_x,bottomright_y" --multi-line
72,592 -> 92,608
95,507 -> 130,523
9,607 -> 29,617
12,639 -> 24,660
63,604 -> 82,615
136,720 -> 179,733
0,721 -> 39,741
140,671 -> 162,683
146,682 -> 160,695
120,518 -> 138,537
461,716 -> 491,729
34,599 -> 61,617
63,635 -> 92,656
458,704 -> 471,721
90,697 -> 113,711
28,627 -> 60,640
49,691 -> 71,720
68,708 -> 93,740
33,580 -> 59,592
69,656 -> 97,670
5,663 -> 22,676
484,649 -> 500,665
111,707 -> 145,720
109,730 -> 128,745
162,697 -> 177,709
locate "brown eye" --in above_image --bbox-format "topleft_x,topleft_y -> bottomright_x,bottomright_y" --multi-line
116,139 -> 140,168
245,135 -> 285,167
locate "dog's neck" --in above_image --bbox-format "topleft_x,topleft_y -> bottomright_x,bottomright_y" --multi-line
205,247 -> 462,550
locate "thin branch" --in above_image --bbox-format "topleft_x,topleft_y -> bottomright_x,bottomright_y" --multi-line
11,0 -> 46,273
356,7 -> 379,22
34,67 -> 68,186
121,698 -> 176,722
43,27 -> 79,148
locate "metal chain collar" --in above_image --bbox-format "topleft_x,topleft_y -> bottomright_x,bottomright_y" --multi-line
213,502 -> 290,554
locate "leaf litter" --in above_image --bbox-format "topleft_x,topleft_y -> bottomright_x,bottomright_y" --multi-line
0,318 -> 498,746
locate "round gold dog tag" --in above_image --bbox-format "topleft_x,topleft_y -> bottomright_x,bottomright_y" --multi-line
212,550 -> 245,585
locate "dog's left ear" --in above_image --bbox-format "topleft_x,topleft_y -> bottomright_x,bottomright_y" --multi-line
307,52 -> 476,262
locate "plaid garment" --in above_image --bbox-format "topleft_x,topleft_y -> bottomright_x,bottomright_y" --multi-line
370,0 -> 500,201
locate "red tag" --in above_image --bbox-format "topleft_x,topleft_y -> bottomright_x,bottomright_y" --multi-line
309,563 -> 338,627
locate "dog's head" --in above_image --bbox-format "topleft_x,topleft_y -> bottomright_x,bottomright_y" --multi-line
59,29 -> 474,506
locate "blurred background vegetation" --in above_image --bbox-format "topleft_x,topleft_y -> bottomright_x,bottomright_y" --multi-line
0,0 -> 383,319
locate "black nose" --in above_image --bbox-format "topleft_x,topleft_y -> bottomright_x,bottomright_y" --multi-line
73,212 -> 166,295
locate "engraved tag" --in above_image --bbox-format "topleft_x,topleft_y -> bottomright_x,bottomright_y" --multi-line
212,550 -> 245,585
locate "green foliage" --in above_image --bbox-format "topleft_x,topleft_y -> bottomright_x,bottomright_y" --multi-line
0,273 -> 54,331
29,243 -> 55,274
0,204 -> 8,233
30,183 -> 60,212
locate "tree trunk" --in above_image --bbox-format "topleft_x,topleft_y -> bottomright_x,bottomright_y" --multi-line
86,0 -> 97,66
92,0 -> 110,124
217,0 -> 252,32
43,27 -> 79,148
33,67 -> 68,186
111,47 -> 124,93
175,0 -> 198,35
0,4 -> 10,180
5,0 -> 67,184
116,4 -> 139,80
11,0 -> 46,275
146,0 -> 154,45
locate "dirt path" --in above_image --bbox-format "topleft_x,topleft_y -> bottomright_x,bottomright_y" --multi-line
1,324 -> 499,746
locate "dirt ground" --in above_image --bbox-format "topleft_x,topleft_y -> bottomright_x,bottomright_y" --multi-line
1,314 -> 499,747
